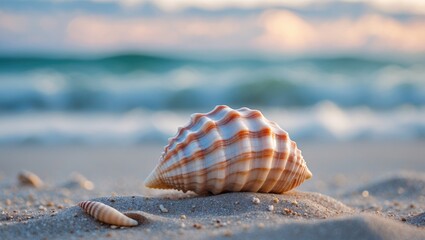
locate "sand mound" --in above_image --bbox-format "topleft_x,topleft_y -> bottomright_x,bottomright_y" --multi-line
223,214 -> 425,240
123,191 -> 354,218
346,172 -> 425,200
1,191 -> 354,239
1,191 -> 424,240
339,172 -> 425,223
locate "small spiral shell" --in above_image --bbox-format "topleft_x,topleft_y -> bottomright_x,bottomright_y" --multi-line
78,201 -> 138,227
18,170 -> 43,188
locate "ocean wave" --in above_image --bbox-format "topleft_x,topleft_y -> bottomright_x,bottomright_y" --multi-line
0,103 -> 424,145
0,54 -> 424,112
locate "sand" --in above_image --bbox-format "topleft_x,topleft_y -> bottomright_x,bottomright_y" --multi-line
0,142 -> 424,239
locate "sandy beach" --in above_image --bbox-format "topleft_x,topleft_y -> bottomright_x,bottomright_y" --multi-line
1,0 -> 425,239
1,141 -> 424,239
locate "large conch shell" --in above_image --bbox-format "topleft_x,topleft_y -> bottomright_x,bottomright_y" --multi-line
145,105 -> 312,195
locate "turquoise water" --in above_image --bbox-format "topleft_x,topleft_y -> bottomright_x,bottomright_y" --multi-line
0,54 -> 424,144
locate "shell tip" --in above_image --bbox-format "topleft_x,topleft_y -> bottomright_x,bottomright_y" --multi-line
305,167 -> 313,180
77,201 -> 85,208
144,170 -> 170,189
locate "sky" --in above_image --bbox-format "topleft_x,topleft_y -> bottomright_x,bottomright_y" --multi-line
0,0 -> 425,57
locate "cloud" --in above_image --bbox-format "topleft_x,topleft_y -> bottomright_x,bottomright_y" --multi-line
256,10 -> 425,54
0,11 -> 27,33
65,15 -> 251,51
0,7 -> 424,55
256,10 -> 315,52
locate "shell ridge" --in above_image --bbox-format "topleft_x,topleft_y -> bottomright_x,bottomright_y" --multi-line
258,133 -> 278,192
290,142 -> 304,190
248,116 -> 275,192
169,146 -> 187,191
270,139 -> 291,193
231,113 -> 253,192
158,130 -> 303,177
225,110 -> 271,193
287,156 -> 301,191
159,131 -> 272,176
193,116 -> 212,194
163,113 -> 218,193
270,149 -> 283,192
165,111 -> 205,157
176,148 -> 187,191
279,141 -> 299,192
289,157 -> 303,190
244,144 -> 266,191
161,109 -> 234,165
277,143 -> 295,192
161,115 -> 212,175
190,114 -> 219,194
294,165 -> 305,189
205,118 -> 227,194
165,151 -> 290,183
265,134 -> 289,193
204,122 -> 225,170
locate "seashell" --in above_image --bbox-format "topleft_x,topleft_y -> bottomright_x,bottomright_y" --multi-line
145,105 -> 312,195
63,173 -> 94,190
78,201 -> 138,227
18,170 -> 43,188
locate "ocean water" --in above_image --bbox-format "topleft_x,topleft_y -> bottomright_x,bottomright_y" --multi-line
0,54 -> 424,144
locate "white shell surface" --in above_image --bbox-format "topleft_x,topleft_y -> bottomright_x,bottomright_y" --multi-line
145,105 -> 312,194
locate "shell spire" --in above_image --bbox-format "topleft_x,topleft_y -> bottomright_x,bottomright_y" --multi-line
144,105 -> 312,194
145,164 -> 171,189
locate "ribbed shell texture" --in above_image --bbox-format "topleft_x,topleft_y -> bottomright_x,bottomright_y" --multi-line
145,105 -> 312,194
